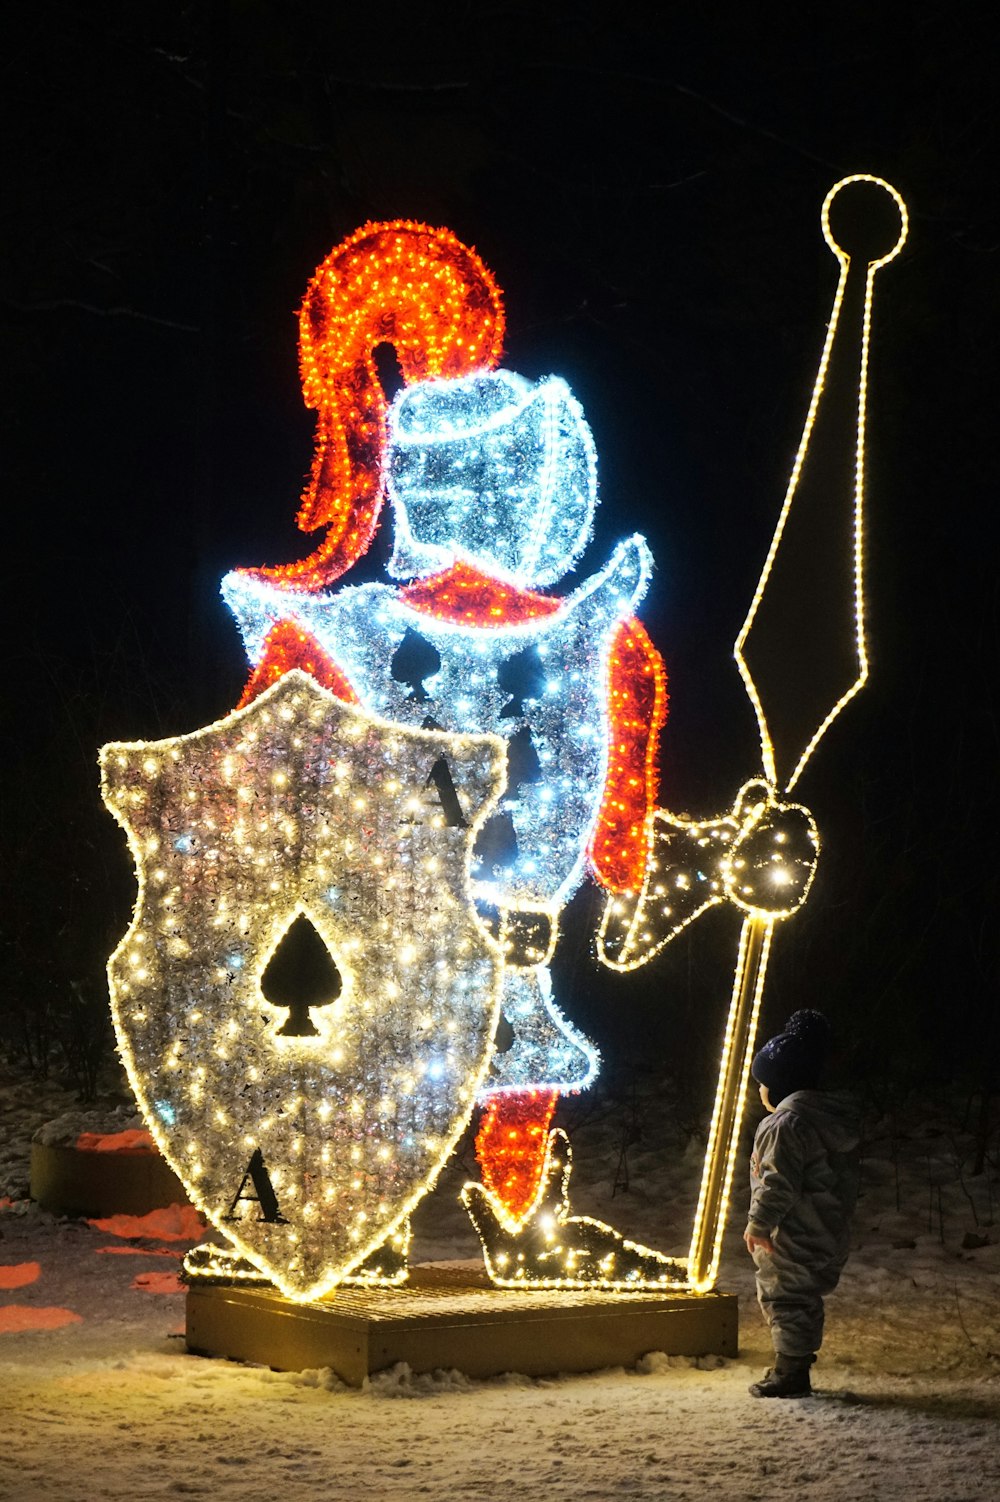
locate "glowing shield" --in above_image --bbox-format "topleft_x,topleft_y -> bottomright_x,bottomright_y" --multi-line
100,671 -> 505,1300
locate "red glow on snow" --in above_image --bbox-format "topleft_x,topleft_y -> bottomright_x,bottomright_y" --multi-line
87,1204 -> 205,1242
75,1129 -> 157,1153
0,1263 -> 40,1290
0,1305 -> 82,1333
96,1246 -> 182,1259
131,1270 -> 185,1295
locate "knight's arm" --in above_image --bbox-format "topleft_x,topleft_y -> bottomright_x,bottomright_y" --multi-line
588,618 -> 668,892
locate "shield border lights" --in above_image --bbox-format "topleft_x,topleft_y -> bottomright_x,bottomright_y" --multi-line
100,671 -> 507,1301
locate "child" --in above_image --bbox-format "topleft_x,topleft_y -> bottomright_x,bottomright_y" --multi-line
744,1009 -> 860,1398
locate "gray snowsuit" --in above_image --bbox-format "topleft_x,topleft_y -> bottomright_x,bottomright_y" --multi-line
747,1090 -> 860,1362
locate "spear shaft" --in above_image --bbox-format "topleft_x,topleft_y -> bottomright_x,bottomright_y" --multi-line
688,916 -> 772,1288
686,177 -> 908,1290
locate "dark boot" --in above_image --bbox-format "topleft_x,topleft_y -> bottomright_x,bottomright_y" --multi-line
748,1356 -> 813,1398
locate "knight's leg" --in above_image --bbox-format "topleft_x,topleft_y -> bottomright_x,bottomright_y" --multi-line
465,968 -> 685,1285
472,956 -> 594,1223
472,956 -> 594,1220
464,959 -> 677,1285
475,1088 -> 559,1223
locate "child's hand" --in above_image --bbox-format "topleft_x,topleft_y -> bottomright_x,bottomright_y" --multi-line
744,1230 -> 775,1255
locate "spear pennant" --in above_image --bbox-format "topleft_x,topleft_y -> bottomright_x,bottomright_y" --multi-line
597,174 -> 908,1291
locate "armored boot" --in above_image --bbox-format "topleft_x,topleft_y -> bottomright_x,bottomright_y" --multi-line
748,1354 -> 814,1398
463,1127 -> 686,1290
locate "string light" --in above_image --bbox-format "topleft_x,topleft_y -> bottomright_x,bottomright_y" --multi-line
734,175 -> 908,793
590,618 -> 667,893
222,530 -> 658,1148
484,968 -> 599,1096
686,917 -> 773,1293
475,1090 -> 559,1223
110,220 -> 671,1292
101,672 -> 506,1302
399,560 -> 562,626
236,620 -> 359,709
682,177 -> 908,1289
184,1221 -> 411,1289
103,181 -> 905,1306
218,232 -> 669,1244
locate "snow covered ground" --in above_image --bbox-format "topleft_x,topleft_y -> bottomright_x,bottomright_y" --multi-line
3,1067 -> 1000,1502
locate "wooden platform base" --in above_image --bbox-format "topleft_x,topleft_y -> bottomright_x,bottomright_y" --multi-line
30,1142 -> 189,1217
186,1268 -> 738,1385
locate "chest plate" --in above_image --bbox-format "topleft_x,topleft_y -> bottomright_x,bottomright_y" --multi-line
222,538 -> 649,907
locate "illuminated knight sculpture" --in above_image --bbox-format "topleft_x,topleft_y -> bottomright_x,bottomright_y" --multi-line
102,182 -> 905,1300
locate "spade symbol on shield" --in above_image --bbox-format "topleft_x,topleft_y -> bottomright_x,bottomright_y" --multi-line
261,913 -> 343,1037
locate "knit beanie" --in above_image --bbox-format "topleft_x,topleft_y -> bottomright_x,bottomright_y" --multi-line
751,1010 -> 831,1103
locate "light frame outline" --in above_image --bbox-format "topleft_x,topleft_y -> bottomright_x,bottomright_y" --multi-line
733,174 -> 908,794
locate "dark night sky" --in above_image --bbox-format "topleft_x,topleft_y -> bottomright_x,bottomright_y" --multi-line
2,2 -> 996,1094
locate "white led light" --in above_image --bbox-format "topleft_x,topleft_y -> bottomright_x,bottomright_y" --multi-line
222,485 -> 653,1102
483,966 -> 599,1096
385,371 -> 597,586
222,534 -> 650,914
